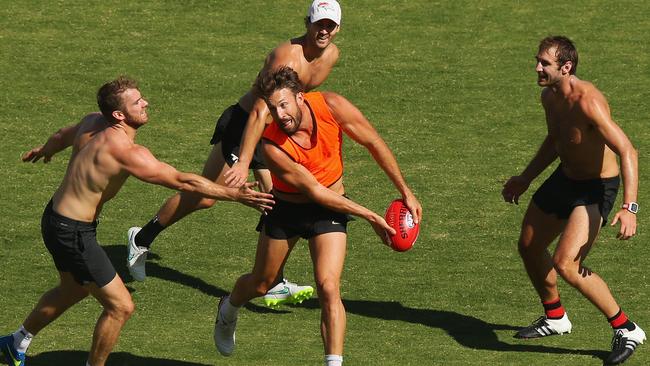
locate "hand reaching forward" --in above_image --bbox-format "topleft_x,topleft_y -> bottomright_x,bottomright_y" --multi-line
502,175 -> 531,205
235,182 -> 275,212
224,161 -> 249,188
22,145 -> 53,163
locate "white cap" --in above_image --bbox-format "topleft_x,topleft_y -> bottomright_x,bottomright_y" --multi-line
308,0 -> 342,25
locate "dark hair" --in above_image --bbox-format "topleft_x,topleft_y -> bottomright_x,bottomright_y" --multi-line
96,76 -> 139,121
253,66 -> 304,102
538,36 -> 578,75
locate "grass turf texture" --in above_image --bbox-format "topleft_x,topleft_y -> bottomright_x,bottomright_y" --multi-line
1,0 -> 649,365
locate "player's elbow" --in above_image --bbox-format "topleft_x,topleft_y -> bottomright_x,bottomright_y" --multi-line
174,174 -> 203,194
50,129 -> 67,146
620,145 -> 638,163
303,185 -> 329,203
362,136 -> 386,152
143,170 -> 189,192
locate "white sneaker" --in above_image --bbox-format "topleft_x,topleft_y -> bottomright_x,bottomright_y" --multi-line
263,278 -> 314,307
126,227 -> 148,282
214,297 -> 237,356
514,313 -> 572,339
606,323 -> 646,365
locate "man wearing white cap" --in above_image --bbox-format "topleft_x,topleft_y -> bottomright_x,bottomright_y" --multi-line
125,0 -> 343,308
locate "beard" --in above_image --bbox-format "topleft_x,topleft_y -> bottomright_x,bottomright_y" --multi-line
124,109 -> 149,128
280,108 -> 303,135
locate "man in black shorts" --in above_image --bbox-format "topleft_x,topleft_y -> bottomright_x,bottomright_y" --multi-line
0,76 -> 273,366
126,2 -> 344,306
502,36 -> 644,365
214,67 -> 422,365
41,201 -> 116,288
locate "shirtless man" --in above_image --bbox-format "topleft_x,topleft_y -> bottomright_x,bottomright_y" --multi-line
127,1 -> 343,307
214,67 -> 423,366
0,76 -> 273,366
502,36 -> 645,365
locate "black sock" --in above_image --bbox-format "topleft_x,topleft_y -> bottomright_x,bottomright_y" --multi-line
135,216 -> 166,248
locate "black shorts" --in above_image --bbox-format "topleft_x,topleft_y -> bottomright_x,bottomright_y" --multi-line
256,197 -> 351,240
210,103 -> 267,169
40,200 -> 116,288
532,165 -> 620,226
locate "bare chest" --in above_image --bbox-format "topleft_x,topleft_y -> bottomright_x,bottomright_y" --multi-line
547,105 -> 599,148
298,62 -> 334,91
100,172 -> 129,203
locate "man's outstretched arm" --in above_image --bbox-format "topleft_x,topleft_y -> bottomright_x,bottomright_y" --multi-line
322,92 -> 422,223
21,113 -> 99,163
116,142 -> 275,212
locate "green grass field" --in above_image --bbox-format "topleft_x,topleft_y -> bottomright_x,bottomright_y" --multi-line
2,1 -> 650,365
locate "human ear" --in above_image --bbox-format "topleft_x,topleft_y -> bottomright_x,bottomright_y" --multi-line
295,92 -> 305,105
112,110 -> 125,122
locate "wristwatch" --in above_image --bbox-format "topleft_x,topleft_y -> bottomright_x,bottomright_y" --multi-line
622,202 -> 639,214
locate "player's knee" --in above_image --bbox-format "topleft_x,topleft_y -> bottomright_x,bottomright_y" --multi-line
315,278 -> 340,303
106,298 -> 135,322
119,298 -> 136,319
195,197 -> 217,210
179,192 -> 216,211
552,256 -> 579,283
517,238 -> 536,258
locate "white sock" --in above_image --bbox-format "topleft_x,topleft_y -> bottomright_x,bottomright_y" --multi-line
220,296 -> 240,323
12,325 -> 33,354
86,362 -> 92,366
325,354 -> 343,366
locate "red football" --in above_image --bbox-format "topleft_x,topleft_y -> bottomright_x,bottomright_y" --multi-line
384,199 -> 419,252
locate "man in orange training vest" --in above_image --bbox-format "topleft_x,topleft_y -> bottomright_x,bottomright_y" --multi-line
214,66 -> 422,366
126,1 -> 345,308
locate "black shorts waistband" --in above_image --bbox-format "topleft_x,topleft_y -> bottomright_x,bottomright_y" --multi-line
271,194 -> 349,209
45,200 -> 98,229
555,165 -> 620,185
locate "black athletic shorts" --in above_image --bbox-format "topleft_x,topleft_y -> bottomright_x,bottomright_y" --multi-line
532,165 -> 620,226
210,103 -> 267,169
256,197 -> 352,240
40,200 -> 116,288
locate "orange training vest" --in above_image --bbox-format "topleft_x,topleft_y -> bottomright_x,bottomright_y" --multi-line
262,92 -> 344,193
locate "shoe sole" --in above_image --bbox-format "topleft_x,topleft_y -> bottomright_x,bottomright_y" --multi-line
264,288 -> 314,307
127,227 -> 147,281
514,330 -> 571,339
127,257 -> 147,282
